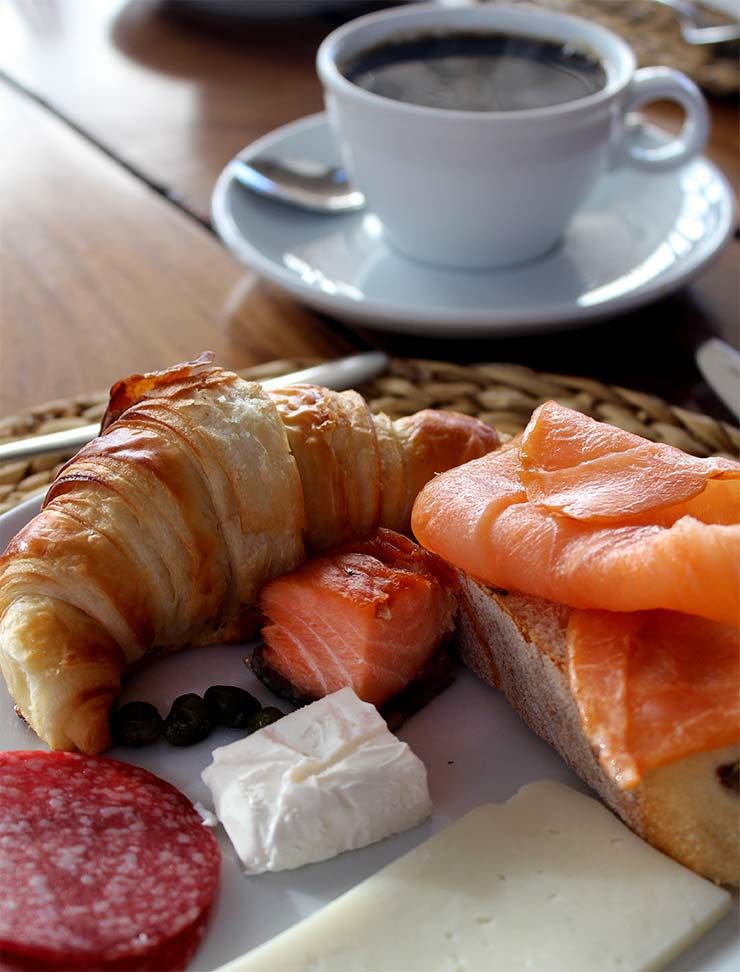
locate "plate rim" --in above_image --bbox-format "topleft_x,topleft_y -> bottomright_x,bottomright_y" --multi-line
211,112 -> 736,337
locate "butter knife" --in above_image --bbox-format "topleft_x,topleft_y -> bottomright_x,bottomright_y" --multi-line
695,338 -> 740,421
0,352 -> 390,465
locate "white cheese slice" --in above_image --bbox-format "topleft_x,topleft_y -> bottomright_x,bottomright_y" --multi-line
201,687 -> 431,873
213,779 -> 732,972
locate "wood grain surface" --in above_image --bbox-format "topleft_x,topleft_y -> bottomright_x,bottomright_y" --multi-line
0,79 -> 351,415
0,0 -> 737,422
0,0 -> 329,223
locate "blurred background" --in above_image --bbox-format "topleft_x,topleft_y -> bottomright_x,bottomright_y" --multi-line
1,0 -> 737,432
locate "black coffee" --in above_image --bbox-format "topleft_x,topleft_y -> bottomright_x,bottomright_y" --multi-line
341,32 -> 607,112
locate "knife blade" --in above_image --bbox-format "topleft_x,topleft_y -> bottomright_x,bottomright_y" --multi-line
695,338 -> 740,421
0,352 -> 390,465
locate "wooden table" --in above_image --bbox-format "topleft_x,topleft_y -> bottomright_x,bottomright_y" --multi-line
1,0 -> 737,420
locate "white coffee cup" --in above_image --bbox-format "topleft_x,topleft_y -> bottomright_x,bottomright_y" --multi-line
317,2 -> 710,269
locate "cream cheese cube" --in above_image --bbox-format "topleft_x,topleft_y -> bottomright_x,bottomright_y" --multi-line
201,687 -> 431,873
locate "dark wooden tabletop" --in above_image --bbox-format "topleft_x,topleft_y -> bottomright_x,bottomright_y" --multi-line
1,0 -> 737,418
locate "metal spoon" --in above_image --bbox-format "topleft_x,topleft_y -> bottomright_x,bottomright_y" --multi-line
229,156 -> 366,213
651,0 -> 739,45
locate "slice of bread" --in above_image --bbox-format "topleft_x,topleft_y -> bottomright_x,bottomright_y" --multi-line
457,574 -> 739,886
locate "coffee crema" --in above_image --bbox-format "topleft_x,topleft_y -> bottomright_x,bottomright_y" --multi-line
340,31 -> 607,112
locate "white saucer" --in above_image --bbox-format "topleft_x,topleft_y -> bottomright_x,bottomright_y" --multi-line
211,113 -> 735,337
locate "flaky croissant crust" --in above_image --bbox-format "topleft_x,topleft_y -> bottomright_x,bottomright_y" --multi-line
0,355 -> 498,752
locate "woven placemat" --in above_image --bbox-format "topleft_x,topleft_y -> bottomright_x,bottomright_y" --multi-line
498,0 -> 739,96
0,358 -> 737,516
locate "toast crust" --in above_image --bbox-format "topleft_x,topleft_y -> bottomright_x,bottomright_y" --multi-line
457,574 -> 739,885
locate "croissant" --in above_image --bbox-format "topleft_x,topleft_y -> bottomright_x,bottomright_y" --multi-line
0,355 -> 499,753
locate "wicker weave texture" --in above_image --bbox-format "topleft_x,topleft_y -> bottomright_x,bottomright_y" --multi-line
492,0 -> 739,95
0,357 -> 737,515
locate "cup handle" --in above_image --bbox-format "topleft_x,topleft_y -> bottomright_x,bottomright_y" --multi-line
616,66 -> 710,172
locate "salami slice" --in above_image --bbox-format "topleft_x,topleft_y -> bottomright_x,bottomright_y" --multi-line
0,752 -> 220,971
0,915 -> 206,972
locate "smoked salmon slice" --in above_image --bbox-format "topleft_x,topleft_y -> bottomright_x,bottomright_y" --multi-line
519,401 -> 740,522
411,403 -> 740,625
257,529 -> 457,708
568,609 -> 740,789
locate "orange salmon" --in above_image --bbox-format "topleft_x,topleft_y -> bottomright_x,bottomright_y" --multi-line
413,401 -> 740,787
519,401 -> 740,523
258,529 -> 457,707
568,609 -> 740,789
412,403 -> 740,624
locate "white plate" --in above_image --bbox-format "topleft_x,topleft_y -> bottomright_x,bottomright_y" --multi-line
1,495 -> 738,972
212,112 -> 735,337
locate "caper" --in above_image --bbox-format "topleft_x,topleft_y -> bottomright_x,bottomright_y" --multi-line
110,701 -> 163,748
163,694 -> 212,747
717,761 -> 740,795
247,706 -> 284,733
204,685 -> 261,729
